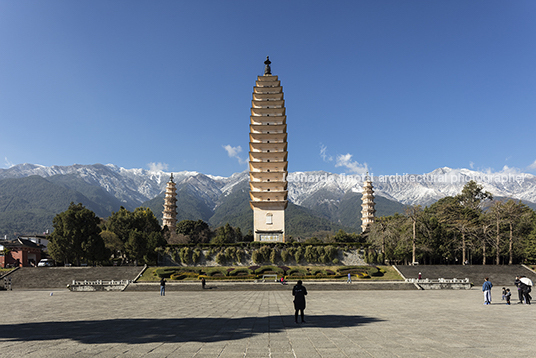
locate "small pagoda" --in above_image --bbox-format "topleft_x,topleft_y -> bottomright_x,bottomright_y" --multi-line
162,174 -> 178,232
361,173 -> 376,232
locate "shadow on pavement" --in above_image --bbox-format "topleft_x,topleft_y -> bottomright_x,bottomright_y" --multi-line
0,314 -> 384,344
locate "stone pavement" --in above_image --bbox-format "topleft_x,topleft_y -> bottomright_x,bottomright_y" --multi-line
0,288 -> 532,357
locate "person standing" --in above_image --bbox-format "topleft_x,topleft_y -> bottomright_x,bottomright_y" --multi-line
201,277 -> 206,289
505,288 -> 512,305
292,280 -> 307,323
160,278 -> 166,296
482,277 -> 492,305
347,273 -> 352,283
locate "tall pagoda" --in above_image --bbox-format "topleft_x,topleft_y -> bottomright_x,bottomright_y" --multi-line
249,57 -> 288,242
361,174 -> 376,232
162,174 -> 178,232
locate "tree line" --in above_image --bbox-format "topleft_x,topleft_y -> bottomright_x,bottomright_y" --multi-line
48,203 -> 166,266
367,180 -> 536,265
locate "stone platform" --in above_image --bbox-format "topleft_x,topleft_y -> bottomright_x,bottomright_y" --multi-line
0,288 -> 533,357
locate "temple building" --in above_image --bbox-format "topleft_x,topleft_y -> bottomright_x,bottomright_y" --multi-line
361,174 -> 376,232
162,174 -> 178,232
249,57 -> 288,242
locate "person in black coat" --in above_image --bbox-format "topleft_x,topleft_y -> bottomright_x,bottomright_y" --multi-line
292,280 -> 307,323
515,276 -> 524,304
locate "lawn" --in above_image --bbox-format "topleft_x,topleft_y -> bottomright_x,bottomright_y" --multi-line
138,265 -> 404,282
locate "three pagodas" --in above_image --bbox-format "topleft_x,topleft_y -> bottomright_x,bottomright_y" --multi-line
162,57 -> 376,240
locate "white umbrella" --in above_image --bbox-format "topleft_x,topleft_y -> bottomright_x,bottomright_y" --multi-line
520,277 -> 533,286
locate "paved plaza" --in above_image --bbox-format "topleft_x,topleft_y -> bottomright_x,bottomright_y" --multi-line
0,287 -> 532,357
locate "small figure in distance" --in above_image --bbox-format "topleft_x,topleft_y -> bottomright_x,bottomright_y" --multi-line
347,273 -> 352,284
505,288 -> 511,305
502,287 -> 507,301
160,277 -> 166,296
482,277 -> 493,305
293,280 -> 307,323
418,272 -> 422,280
280,276 -> 287,285
201,277 -> 206,289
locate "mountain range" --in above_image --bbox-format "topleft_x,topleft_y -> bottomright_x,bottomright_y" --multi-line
1,163 -> 535,237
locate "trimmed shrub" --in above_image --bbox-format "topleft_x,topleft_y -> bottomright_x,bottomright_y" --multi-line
229,267 -> 251,276
270,248 -> 278,264
192,248 -> 202,264
215,252 -> 226,265
205,267 -> 228,277
155,268 -> 178,278
280,249 -> 290,263
254,265 -> 284,275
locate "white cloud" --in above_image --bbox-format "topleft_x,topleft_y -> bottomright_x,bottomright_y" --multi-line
469,161 -> 474,169
4,157 -> 14,168
335,153 -> 368,175
529,160 -> 536,170
147,162 -> 169,172
223,145 -> 247,165
320,144 -> 333,162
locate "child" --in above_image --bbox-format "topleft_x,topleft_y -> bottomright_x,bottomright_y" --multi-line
505,288 -> 511,305
502,287 -> 507,300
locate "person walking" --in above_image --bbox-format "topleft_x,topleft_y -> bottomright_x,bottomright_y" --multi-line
292,280 -> 308,323
201,277 -> 206,289
519,276 -> 533,305
347,273 -> 352,284
482,277 -> 493,305
160,278 -> 166,296
515,276 -> 524,304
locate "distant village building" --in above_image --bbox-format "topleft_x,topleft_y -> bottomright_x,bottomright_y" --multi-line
361,174 -> 376,232
19,235 -> 49,250
249,57 -> 288,242
162,174 -> 178,232
0,238 -> 43,268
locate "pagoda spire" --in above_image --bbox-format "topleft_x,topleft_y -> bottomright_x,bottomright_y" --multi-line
361,173 -> 376,232
264,56 -> 272,75
162,174 -> 177,232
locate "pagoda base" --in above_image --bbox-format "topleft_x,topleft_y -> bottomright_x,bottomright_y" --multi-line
252,206 -> 285,242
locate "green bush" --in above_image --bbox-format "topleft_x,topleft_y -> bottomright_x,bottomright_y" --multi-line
215,252 -> 226,265
254,265 -> 284,275
192,248 -> 202,264
205,267 -> 228,277
280,249 -> 290,263
270,248 -> 278,264
155,268 -> 178,278
229,267 -> 251,276
287,268 -> 308,276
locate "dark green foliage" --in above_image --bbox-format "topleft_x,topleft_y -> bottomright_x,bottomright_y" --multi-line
176,219 -> 212,243
106,207 -> 165,265
48,202 -> 107,265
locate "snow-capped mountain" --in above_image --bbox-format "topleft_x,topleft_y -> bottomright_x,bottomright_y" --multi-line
1,164 -> 535,209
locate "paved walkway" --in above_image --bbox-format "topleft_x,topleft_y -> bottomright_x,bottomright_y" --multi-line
0,288 -> 531,357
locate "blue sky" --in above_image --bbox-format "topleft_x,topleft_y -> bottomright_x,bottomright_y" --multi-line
1,1 -> 535,177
